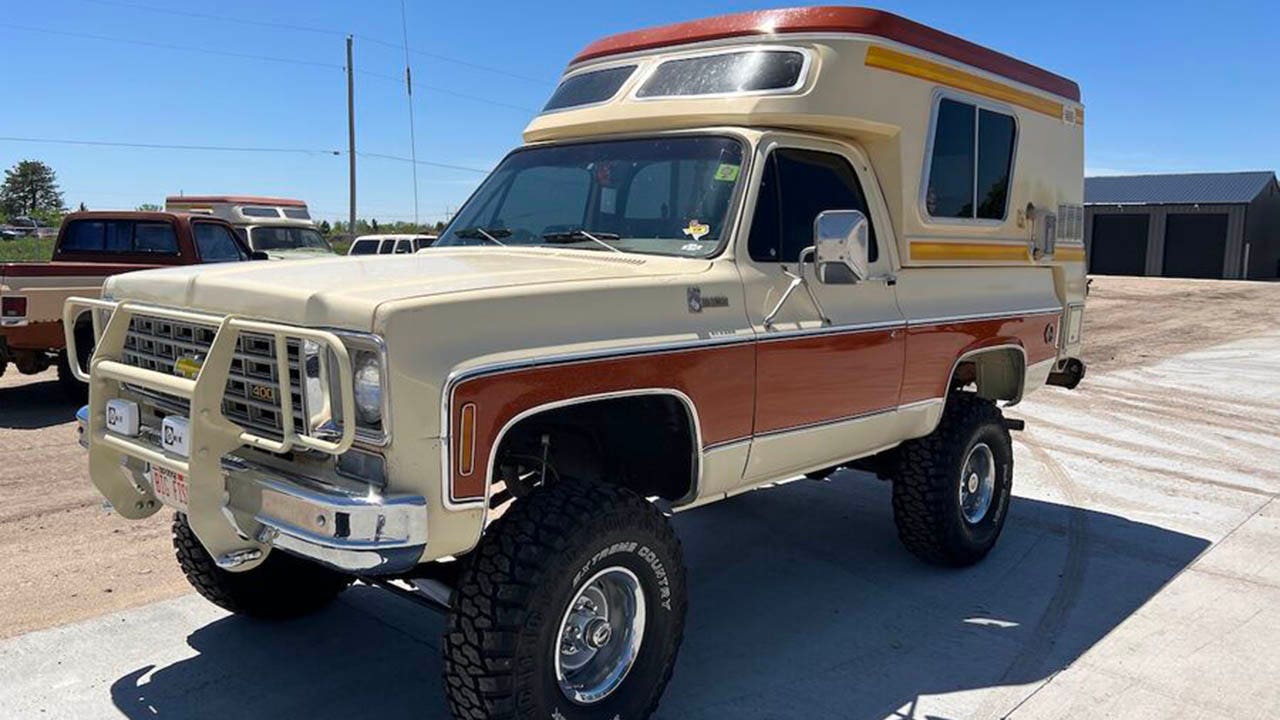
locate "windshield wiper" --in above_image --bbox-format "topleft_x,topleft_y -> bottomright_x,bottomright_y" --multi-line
454,226 -> 510,246
541,229 -> 622,253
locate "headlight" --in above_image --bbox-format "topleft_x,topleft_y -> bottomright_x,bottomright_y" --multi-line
353,350 -> 383,425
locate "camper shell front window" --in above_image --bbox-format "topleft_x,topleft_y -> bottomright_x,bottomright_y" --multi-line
636,48 -> 810,99
241,206 -> 282,218
543,65 -> 637,112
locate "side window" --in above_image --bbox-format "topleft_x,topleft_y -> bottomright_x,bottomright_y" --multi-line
748,148 -> 878,264
133,222 -> 179,253
926,98 -> 1017,221
350,239 -> 379,255
194,222 -> 246,263
61,220 -> 106,251
394,239 -> 413,254
378,239 -> 395,254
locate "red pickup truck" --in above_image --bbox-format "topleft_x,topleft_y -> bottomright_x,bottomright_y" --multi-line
0,211 -> 256,398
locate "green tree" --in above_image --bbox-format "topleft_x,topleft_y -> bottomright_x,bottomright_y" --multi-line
136,203 -> 162,212
1,160 -> 66,218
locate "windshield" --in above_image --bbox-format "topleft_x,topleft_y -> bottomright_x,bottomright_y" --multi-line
249,226 -> 331,252
435,136 -> 745,257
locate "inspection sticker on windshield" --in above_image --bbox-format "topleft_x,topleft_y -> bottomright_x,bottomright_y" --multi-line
682,219 -> 710,241
713,164 -> 741,182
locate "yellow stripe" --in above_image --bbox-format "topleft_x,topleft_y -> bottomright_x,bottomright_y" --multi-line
911,241 -> 1030,262
911,241 -> 1087,263
865,46 -> 1070,121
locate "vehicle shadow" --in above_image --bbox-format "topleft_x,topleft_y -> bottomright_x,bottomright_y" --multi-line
0,377 -> 80,430
108,472 -> 1209,720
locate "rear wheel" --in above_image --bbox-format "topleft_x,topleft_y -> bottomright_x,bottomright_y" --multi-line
172,512 -> 352,619
444,479 -> 687,720
892,393 -> 1013,566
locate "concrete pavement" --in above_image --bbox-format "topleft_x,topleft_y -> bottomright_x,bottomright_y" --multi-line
2,333 -> 1278,719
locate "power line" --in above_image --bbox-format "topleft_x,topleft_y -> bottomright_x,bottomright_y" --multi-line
0,134 -> 492,174
0,22 -> 535,113
356,68 -> 535,112
356,151 -> 489,174
0,22 -> 342,73
0,135 -> 341,155
77,0 -> 553,85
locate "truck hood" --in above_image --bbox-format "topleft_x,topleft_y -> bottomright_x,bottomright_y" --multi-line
104,248 -> 712,330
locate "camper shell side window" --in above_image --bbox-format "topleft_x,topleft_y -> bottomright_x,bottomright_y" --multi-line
922,94 -> 1019,224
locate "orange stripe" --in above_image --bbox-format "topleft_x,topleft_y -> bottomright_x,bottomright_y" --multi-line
911,241 -> 1031,262
1055,246 -> 1086,262
865,45 -> 1078,124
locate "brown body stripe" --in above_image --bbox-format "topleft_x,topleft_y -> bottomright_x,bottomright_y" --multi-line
449,311 -> 1061,502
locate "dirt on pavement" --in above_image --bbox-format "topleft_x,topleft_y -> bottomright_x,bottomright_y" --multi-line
0,275 -> 1277,640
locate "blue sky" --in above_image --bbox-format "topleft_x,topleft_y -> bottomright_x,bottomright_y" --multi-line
2,1 -> 1276,224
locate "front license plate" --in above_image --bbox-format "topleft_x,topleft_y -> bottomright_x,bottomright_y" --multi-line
150,465 -> 189,512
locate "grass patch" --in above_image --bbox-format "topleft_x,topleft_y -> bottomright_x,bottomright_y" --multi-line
0,237 -> 55,263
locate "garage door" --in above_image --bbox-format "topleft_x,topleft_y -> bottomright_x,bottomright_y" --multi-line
1090,214 -> 1149,275
1163,214 -> 1227,279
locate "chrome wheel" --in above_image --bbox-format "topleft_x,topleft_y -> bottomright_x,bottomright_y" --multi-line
959,442 -> 996,524
554,566 -> 646,705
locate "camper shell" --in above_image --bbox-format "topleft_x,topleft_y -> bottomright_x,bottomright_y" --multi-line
163,195 -> 334,260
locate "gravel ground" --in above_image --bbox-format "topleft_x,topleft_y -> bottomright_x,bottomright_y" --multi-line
0,275 -> 1277,641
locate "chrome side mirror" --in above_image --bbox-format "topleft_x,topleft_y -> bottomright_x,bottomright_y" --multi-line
813,210 -> 870,284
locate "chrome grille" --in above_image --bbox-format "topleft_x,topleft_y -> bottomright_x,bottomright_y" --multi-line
121,315 -> 306,440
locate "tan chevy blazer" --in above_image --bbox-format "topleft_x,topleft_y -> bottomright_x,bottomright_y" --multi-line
70,8 -> 1086,719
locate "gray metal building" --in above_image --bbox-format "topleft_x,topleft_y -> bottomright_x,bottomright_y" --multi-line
1084,171 -> 1280,279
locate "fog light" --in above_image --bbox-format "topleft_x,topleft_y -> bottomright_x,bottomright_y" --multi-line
105,399 -> 140,437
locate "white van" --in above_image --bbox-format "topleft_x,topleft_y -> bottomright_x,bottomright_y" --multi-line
347,234 -> 437,256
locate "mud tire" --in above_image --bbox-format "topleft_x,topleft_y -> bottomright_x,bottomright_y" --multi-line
892,393 -> 1014,566
443,479 -> 687,720
172,512 -> 352,619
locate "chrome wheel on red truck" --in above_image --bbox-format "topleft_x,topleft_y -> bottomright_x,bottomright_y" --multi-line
444,480 -> 687,720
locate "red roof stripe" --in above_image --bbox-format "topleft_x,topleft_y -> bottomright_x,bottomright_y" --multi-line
571,6 -> 1080,102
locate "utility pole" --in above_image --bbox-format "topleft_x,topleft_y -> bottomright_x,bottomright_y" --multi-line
346,35 -> 357,236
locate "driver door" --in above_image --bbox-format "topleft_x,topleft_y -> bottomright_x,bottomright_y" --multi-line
737,135 -> 906,485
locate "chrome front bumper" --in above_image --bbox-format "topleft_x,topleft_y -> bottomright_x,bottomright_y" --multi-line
76,413 -> 428,576
221,455 -> 427,574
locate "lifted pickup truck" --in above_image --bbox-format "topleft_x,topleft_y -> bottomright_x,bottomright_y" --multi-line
70,8 -> 1087,719
1,211 -> 252,397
